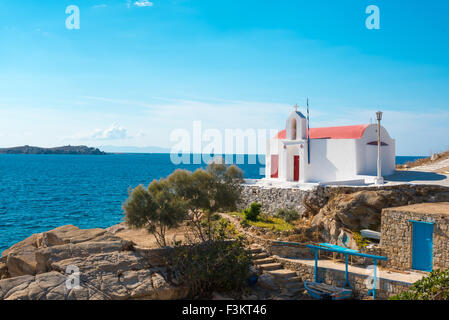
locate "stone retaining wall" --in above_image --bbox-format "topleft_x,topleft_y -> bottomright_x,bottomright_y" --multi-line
381,206 -> 449,271
238,183 -> 449,216
238,185 -> 319,216
276,257 -> 412,299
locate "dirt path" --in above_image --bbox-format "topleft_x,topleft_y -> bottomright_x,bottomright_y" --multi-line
413,158 -> 449,173
109,222 -> 188,248
386,157 -> 449,187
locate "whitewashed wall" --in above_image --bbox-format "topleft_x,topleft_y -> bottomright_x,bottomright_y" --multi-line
304,139 -> 358,182
265,124 -> 396,183
356,125 -> 396,176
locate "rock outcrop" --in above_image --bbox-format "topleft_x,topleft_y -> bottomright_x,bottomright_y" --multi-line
311,186 -> 449,249
0,145 -> 106,155
0,225 -> 188,300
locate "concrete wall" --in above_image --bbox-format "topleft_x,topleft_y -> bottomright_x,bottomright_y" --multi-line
381,208 -> 449,271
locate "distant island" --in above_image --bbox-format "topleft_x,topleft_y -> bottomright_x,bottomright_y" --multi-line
0,145 -> 106,155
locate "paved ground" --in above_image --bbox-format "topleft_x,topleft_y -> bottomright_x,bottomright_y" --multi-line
385,157 -> 449,187
245,157 -> 449,189
413,158 -> 449,172
277,256 -> 425,285
384,170 -> 449,187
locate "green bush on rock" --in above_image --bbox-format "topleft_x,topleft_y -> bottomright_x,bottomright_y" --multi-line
123,162 -> 244,246
390,269 -> 449,300
243,202 -> 262,221
275,208 -> 300,223
122,180 -> 188,247
168,238 -> 252,297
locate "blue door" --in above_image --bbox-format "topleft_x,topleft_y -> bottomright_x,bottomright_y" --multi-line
411,221 -> 434,272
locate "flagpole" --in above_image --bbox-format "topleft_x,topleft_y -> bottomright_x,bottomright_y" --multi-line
307,98 -> 310,164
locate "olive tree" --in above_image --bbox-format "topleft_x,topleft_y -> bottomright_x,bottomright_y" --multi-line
123,179 -> 187,247
167,163 -> 243,242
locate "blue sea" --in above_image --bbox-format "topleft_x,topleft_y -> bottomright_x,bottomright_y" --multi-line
0,154 -> 425,252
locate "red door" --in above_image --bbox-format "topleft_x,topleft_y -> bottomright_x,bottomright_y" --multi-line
294,156 -> 300,181
271,155 -> 279,178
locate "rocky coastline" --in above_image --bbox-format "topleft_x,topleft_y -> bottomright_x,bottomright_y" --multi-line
0,145 -> 106,155
0,225 -> 187,300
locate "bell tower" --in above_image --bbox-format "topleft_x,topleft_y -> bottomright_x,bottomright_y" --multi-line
286,105 -> 307,140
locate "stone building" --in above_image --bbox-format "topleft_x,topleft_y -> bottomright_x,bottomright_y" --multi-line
381,202 -> 449,272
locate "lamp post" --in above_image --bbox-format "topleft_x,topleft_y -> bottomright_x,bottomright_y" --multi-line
374,111 -> 384,185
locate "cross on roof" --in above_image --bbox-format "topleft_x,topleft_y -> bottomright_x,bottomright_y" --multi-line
293,104 -> 299,111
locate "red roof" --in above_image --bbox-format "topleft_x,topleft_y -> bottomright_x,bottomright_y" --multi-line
275,124 -> 370,140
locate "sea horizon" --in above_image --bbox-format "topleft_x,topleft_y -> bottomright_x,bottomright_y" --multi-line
0,153 -> 426,252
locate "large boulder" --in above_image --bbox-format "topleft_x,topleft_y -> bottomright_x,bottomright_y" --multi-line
311,186 -> 449,248
39,225 -> 112,246
0,252 -> 188,300
1,225 -> 127,278
0,263 -> 9,280
0,272 -> 67,300
35,240 -> 133,273
0,225 -> 189,300
1,233 -> 43,278
4,250 -> 39,278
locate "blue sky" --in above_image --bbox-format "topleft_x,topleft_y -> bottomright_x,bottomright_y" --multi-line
0,0 -> 448,155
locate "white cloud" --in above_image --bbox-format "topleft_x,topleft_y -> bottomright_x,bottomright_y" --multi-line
133,0 -> 153,7
136,130 -> 146,138
68,124 -> 130,141
91,123 -> 129,140
58,95 -> 449,156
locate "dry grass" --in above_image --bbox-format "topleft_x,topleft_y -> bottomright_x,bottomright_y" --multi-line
230,211 -> 295,232
114,223 -> 188,248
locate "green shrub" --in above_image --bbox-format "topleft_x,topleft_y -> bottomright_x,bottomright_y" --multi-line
168,238 -> 252,297
240,219 -> 250,228
390,269 -> 449,300
123,181 -> 187,247
167,163 -> 244,242
205,215 -> 240,240
275,208 -> 300,223
243,202 -> 262,221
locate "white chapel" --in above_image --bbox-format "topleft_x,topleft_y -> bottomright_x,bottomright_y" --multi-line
265,108 -> 396,183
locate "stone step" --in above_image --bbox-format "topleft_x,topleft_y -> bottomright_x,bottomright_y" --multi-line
282,281 -> 304,290
257,263 -> 283,271
267,269 -> 297,278
253,257 -> 276,265
252,252 -> 269,260
275,276 -> 302,285
281,287 -> 305,297
249,247 -> 263,254
280,280 -> 304,289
